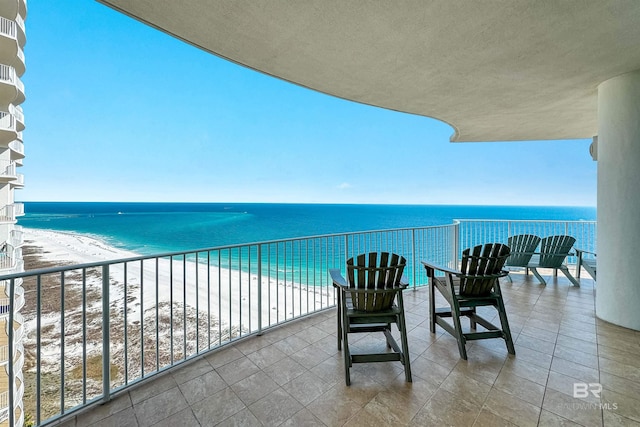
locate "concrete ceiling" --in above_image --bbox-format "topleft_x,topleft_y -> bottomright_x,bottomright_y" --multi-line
98,0 -> 640,142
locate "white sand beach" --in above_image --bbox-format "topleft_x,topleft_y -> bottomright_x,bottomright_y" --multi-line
21,228 -> 334,385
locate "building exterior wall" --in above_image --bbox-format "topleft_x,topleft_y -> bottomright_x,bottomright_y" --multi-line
0,0 -> 26,425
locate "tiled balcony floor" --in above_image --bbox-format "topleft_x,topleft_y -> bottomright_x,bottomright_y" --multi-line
56,271 -> 640,427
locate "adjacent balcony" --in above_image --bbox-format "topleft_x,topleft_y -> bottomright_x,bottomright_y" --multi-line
0,112 -> 16,145
0,204 -> 22,223
0,64 -> 24,105
0,17 -> 24,77
9,138 -> 24,165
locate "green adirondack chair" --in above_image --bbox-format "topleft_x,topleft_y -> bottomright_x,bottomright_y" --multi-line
422,243 -> 515,360
330,252 -> 412,385
528,235 -> 580,286
504,234 -> 541,282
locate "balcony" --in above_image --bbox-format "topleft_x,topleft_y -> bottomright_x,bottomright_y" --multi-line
8,105 -> 23,131
8,140 -> 23,161
0,204 -> 21,223
0,160 -> 16,183
0,112 -> 16,145
0,64 -> 24,105
4,220 -> 639,426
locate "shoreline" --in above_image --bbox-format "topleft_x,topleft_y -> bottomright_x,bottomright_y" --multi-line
21,227 -> 332,335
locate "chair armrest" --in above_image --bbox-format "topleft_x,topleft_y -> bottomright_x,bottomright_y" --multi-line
575,248 -> 597,257
329,269 -> 347,288
421,260 -> 460,276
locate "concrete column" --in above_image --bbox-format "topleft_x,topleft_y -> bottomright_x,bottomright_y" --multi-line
597,70 -> 640,331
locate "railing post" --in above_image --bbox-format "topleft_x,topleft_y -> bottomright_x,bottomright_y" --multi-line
411,228 -> 417,290
257,245 -> 263,336
102,265 -> 111,403
7,278 -> 14,427
452,221 -> 460,268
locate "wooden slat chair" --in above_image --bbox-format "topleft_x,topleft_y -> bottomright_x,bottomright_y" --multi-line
527,235 -> 580,286
330,252 -> 412,385
422,243 -> 515,360
504,234 -> 541,282
575,248 -> 597,281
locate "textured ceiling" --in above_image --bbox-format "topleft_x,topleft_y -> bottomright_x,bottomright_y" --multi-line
98,0 -> 640,142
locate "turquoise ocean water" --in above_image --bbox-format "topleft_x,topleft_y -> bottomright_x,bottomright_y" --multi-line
20,202 -> 596,255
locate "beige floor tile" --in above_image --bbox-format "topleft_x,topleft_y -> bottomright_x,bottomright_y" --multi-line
279,409 -> 326,427
408,354 -> 454,385
151,408 -> 197,427
245,343 -> 287,369
555,334 -> 598,355
215,356 -> 260,385
602,389 -> 640,423
493,370 -> 545,407
215,407 -> 262,427
552,344 -> 599,369
190,388 -> 245,426
516,334 -> 556,355
77,394 -> 133,427
603,409 -> 640,427
501,358 -> 550,386
483,388 -> 541,427
178,369 -> 227,405
410,389 -> 482,427
262,356 -> 308,386
203,346 -> 244,369
133,387 -> 189,427
307,389 -> 363,426
230,371 -> 280,405
537,409 -> 583,426
282,370 -> 334,406
550,357 -> 599,384
511,345 -> 553,370
546,370 -> 599,402
249,388 -> 303,426
472,408 -> 518,427
439,369 -> 491,406
542,388 -> 603,427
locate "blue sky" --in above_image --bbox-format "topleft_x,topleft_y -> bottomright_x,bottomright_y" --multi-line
19,1 -> 596,206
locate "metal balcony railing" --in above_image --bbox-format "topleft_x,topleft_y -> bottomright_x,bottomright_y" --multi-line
0,159 -> 16,178
9,141 -> 23,156
0,219 -> 596,426
0,111 -> 15,132
0,17 -> 16,40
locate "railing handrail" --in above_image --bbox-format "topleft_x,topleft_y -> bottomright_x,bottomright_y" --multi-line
0,223 -> 455,281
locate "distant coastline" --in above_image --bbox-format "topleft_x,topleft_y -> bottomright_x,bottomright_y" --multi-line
18,202 -> 596,256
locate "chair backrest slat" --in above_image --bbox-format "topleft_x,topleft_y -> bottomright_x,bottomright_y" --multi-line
537,235 -> 576,268
505,234 -> 541,267
459,243 -> 510,296
346,252 -> 406,311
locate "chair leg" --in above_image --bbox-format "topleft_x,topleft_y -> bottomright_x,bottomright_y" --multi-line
469,307 -> 477,330
397,296 -> 412,382
336,291 -> 342,351
450,301 -> 468,360
429,279 -> 436,334
496,299 -> 516,355
560,266 -> 581,287
342,307 -> 351,386
530,267 -> 547,285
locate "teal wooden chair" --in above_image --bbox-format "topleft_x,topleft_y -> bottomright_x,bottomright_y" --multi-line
330,252 -> 412,385
422,243 -> 515,360
504,234 -> 541,282
527,235 -> 580,286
